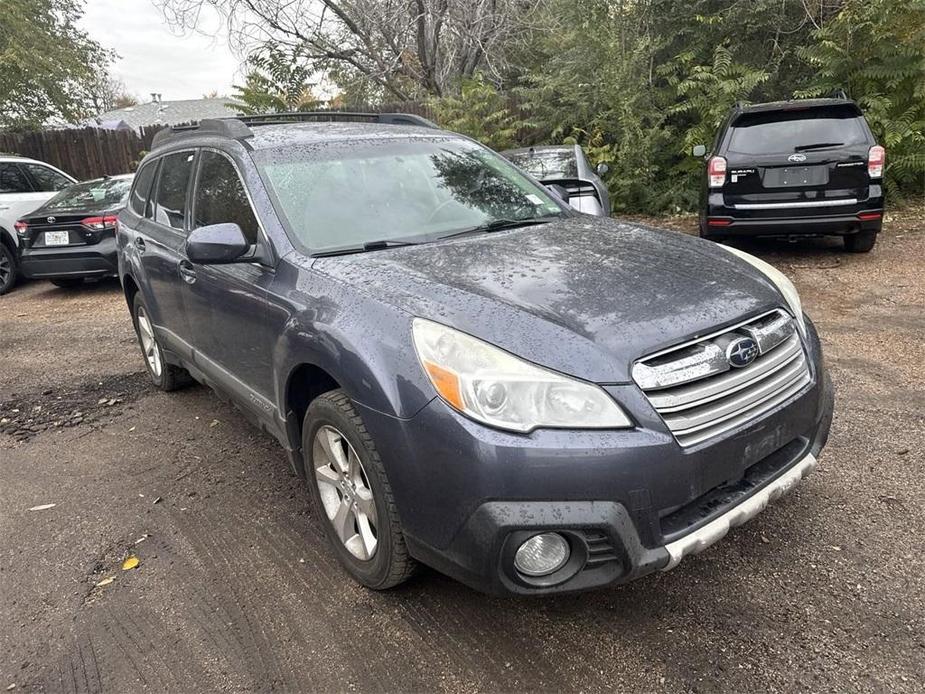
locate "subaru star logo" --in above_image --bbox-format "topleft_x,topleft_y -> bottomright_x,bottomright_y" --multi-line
46,216 -> 56,224
788,153 -> 807,163
726,337 -> 759,368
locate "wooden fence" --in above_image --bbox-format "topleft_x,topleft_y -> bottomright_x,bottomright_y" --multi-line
0,103 -> 437,182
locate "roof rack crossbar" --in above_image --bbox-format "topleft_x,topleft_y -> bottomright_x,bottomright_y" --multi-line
150,110 -> 438,148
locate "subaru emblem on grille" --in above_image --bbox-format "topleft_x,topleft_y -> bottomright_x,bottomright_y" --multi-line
787,153 -> 807,163
726,337 -> 759,368
46,216 -> 56,224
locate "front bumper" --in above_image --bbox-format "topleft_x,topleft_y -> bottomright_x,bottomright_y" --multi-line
356,320 -> 834,595
19,237 -> 118,280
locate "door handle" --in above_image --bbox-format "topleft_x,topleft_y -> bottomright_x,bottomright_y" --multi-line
134,237 -> 146,253
178,259 -> 197,284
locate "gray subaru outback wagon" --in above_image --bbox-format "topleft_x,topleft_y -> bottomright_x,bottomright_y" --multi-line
117,112 -> 833,595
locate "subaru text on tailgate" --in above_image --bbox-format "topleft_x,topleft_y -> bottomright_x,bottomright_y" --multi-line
117,113 -> 834,595
695,98 -> 884,252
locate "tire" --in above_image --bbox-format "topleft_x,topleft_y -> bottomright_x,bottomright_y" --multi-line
844,230 -> 877,253
698,220 -> 724,243
303,390 -> 416,590
131,292 -> 189,391
0,243 -> 17,295
51,278 -> 84,289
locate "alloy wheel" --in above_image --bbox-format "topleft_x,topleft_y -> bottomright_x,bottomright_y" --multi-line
136,305 -> 163,378
0,250 -> 11,289
312,425 -> 379,560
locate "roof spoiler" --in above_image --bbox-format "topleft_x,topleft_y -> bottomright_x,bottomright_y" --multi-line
150,111 -> 439,149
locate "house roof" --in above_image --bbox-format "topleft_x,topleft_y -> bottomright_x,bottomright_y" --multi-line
90,98 -> 243,129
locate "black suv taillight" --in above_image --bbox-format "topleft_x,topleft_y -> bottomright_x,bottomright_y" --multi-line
867,145 -> 885,179
14,221 -> 28,237
708,156 -> 727,188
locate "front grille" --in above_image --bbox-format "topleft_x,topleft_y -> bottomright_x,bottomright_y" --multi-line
633,310 -> 812,448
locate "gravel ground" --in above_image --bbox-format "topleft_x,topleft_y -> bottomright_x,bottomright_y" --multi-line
1,212 -> 923,693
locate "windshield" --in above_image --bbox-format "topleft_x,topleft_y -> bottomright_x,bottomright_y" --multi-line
43,177 -> 133,211
505,149 -> 578,180
255,138 -> 564,253
729,107 -> 866,155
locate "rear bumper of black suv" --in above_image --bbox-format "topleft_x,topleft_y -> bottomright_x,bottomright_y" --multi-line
703,186 -> 884,239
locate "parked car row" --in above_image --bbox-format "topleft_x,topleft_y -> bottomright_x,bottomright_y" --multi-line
0,154 -> 133,294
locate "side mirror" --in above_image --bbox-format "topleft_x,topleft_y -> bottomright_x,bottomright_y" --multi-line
595,162 -> 609,176
545,183 -> 571,202
186,223 -> 250,264
692,144 -> 707,158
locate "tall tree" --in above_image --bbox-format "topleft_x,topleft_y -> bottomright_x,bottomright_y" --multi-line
0,0 -> 113,129
232,47 -> 320,114
156,0 -> 542,99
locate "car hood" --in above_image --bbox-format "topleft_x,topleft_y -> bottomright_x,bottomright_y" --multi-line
312,216 -> 786,383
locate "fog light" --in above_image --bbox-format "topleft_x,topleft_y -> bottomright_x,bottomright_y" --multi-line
514,533 -> 570,577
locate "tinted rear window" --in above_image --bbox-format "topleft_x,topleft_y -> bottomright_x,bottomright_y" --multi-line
728,106 -> 868,155
130,162 -> 157,216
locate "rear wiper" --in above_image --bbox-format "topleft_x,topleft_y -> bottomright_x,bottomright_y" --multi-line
440,216 -> 559,241
793,142 -> 844,152
312,238 -> 422,257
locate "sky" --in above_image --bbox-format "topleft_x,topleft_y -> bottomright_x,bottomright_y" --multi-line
79,0 -> 242,102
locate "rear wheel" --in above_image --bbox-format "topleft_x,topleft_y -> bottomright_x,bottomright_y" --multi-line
304,390 -> 416,590
0,243 -> 17,295
699,221 -> 725,243
51,278 -> 84,289
131,293 -> 189,391
844,230 -> 877,253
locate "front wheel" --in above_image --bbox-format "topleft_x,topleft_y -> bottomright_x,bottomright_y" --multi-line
131,293 -> 189,391
844,230 -> 877,253
0,243 -> 17,295
304,390 -> 416,590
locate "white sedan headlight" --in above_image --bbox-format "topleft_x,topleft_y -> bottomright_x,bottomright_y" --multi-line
412,319 -> 632,433
720,245 -> 807,335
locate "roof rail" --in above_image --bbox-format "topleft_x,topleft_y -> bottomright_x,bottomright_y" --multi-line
150,111 -> 439,149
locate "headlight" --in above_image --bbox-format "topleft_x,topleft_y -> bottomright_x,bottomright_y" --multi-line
412,319 -> 632,433
720,245 -> 807,335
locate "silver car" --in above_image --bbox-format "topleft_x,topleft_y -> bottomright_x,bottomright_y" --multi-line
502,144 -> 611,216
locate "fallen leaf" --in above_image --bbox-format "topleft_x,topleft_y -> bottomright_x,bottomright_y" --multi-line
152,497 -> 162,505
96,577 -> 115,587
28,504 -> 56,512
128,426 -> 136,432
122,556 -> 140,571
210,419 -> 220,427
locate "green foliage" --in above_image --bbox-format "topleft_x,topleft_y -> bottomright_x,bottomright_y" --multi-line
431,0 -> 924,212
428,74 -> 534,152
798,0 -> 925,196
0,0 -> 112,129
233,47 -> 320,115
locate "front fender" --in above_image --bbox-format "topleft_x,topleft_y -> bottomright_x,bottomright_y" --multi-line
271,264 -> 436,420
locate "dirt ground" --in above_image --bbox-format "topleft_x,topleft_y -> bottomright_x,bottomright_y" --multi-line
1,211 -> 923,693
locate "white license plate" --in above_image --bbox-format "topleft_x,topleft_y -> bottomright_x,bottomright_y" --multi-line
44,231 -> 69,246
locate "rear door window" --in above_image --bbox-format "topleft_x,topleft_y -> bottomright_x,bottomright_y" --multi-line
0,163 -> 32,193
193,151 -> 260,244
130,162 -> 157,216
22,163 -> 73,191
152,151 -> 195,230
729,106 -> 867,155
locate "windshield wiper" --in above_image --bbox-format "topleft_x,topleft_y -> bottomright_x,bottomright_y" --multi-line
439,216 -> 559,241
793,142 -> 844,152
312,238 -> 423,257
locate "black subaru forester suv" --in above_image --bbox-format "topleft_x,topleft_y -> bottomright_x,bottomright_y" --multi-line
694,98 -> 885,252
